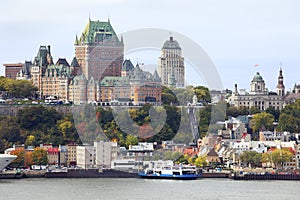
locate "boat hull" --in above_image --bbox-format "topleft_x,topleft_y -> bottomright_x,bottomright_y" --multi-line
138,173 -> 200,180
0,154 -> 17,171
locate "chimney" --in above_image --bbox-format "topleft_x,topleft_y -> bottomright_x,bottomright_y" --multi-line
170,36 -> 173,41
235,84 -> 238,94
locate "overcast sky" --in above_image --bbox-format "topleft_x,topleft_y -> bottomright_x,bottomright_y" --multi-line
0,0 -> 299,91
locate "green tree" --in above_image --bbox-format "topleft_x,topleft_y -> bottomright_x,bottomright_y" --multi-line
266,106 -> 280,122
161,86 -> 178,105
198,105 -> 211,138
249,107 -> 261,115
0,77 -> 37,98
251,112 -> 274,132
17,106 -> 63,131
226,106 -> 249,118
271,148 -> 293,168
125,135 -> 138,149
32,147 -> 48,165
278,100 -> 300,132
194,86 -> 211,104
0,116 -> 21,144
239,151 -> 262,168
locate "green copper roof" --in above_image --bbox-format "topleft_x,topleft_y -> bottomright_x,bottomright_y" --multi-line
71,57 -> 80,67
78,19 -> 120,45
252,72 -> 264,82
100,76 -> 130,87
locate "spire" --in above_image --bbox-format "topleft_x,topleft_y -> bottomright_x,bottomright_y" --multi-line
89,12 -> 91,22
276,67 -> 285,96
153,70 -> 161,82
75,34 -> 79,45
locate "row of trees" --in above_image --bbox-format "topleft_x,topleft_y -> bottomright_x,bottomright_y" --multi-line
239,149 -> 294,168
250,100 -> 300,133
0,76 -> 37,98
161,85 -> 211,105
0,106 -> 81,152
9,147 -> 48,168
148,150 -> 209,168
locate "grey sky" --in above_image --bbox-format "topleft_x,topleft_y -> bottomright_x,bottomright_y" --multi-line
0,0 -> 299,91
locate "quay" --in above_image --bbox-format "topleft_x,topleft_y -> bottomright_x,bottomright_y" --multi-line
0,169 -> 138,179
231,173 -> 300,181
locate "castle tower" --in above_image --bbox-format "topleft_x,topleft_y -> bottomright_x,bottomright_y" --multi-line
75,18 -> 124,81
276,68 -> 285,96
158,36 -> 185,88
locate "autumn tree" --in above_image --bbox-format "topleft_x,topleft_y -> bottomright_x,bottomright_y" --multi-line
271,148 -> 294,168
32,147 -> 48,165
9,148 -> 25,168
194,155 -> 208,168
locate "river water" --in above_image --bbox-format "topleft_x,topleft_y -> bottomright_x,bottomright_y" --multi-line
1,178 -> 299,200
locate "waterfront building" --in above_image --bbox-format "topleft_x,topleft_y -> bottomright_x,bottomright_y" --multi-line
296,144 -> 300,169
76,145 -> 96,169
75,18 -> 123,81
94,141 -> 118,168
47,148 -> 59,165
227,69 -> 285,110
158,36 -> 185,87
66,143 -> 77,166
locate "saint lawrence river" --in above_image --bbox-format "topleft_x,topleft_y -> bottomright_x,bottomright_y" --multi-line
1,178 -> 300,200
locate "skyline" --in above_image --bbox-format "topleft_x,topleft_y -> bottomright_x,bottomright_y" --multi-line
0,0 -> 299,91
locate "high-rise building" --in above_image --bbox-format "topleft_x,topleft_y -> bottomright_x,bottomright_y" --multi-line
158,36 -> 184,87
75,18 -> 124,81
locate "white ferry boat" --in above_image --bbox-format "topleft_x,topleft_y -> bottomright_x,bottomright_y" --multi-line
138,161 -> 200,180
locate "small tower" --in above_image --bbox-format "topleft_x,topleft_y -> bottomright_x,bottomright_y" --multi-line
276,68 -> 285,96
192,93 -> 198,105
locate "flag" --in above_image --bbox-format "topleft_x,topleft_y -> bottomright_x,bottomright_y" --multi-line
254,64 -> 259,67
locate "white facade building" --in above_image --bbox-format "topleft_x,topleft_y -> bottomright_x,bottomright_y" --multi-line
227,70 -> 285,110
76,145 -> 96,169
94,141 -> 118,168
158,36 -> 184,87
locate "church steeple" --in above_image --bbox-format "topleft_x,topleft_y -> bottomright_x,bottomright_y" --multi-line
276,68 -> 285,96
